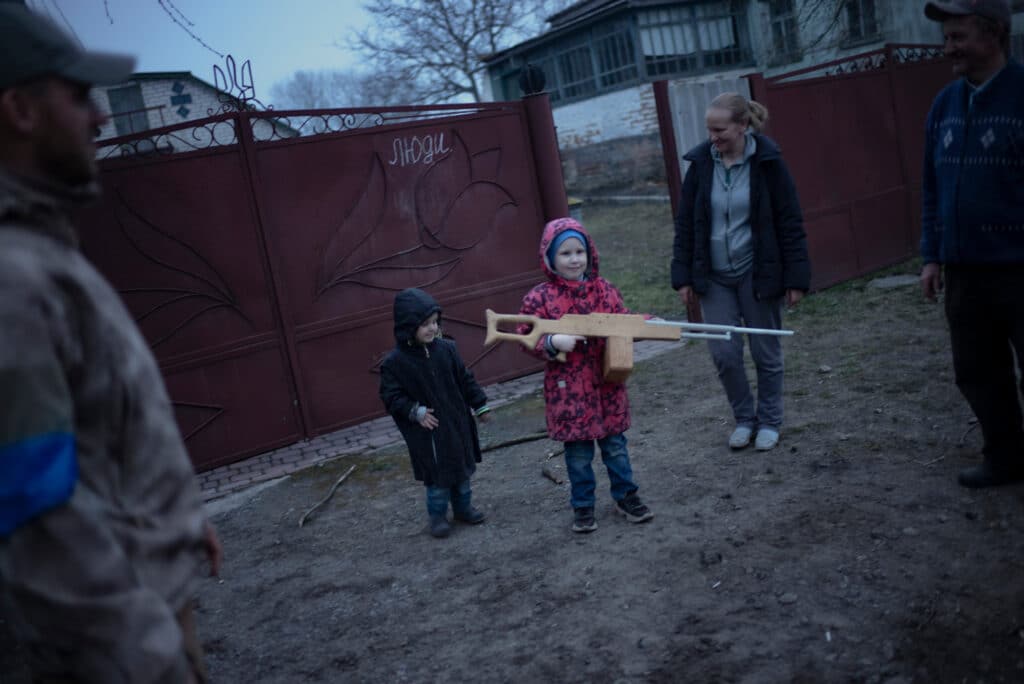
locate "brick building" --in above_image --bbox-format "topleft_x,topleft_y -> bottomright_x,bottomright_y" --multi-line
485,0 -> 1024,196
90,71 -> 296,156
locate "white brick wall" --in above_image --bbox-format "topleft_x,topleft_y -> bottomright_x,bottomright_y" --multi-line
552,84 -> 660,150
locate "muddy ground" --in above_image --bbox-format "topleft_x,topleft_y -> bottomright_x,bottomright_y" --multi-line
5,264 -> 1024,683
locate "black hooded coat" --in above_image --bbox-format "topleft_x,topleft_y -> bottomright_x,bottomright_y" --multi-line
379,288 -> 488,488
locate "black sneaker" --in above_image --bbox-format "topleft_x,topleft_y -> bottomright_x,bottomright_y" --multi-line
572,506 -> 597,533
958,461 -> 1024,489
615,492 -> 654,523
453,506 -> 486,524
429,514 -> 451,538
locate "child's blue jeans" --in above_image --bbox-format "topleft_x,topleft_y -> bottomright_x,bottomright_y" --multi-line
425,478 -> 472,517
563,432 -> 637,509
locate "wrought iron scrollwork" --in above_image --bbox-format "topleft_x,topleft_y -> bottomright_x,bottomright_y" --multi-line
209,54 -> 270,115
825,52 -> 887,76
893,45 -> 944,64
96,118 -> 238,159
249,111 -> 387,142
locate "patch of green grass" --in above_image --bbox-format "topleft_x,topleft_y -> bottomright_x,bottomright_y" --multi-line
579,202 -> 680,317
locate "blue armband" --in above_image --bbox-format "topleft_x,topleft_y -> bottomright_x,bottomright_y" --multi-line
0,432 -> 78,536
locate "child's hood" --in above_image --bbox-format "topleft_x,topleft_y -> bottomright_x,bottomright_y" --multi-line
393,287 -> 441,345
538,217 -> 600,281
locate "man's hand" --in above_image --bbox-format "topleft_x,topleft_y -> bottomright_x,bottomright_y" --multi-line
204,522 -> 223,578
550,334 -> 585,353
418,407 -> 439,430
785,289 -> 804,308
920,263 -> 943,301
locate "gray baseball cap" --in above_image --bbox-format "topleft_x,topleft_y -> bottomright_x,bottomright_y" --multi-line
0,3 -> 135,89
924,0 -> 1012,24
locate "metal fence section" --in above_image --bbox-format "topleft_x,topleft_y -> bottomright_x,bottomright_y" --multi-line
656,44 -> 951,290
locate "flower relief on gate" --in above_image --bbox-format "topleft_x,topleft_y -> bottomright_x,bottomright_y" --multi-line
316,129 -> 518,297
111,187 -> 253,350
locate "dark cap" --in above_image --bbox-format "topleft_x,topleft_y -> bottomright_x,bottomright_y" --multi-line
924,0 -> 1012,25
0,4 -> 135,90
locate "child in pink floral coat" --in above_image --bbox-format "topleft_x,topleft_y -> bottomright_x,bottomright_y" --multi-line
519,217 -> 654,533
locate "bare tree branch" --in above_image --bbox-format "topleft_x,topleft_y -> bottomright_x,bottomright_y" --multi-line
269,68 -> 413,109
346,0 -> 562,104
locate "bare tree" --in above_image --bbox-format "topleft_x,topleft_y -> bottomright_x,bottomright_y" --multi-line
269,69 -> 411,109
347,0 -> 564,104
797,0 -> 848,51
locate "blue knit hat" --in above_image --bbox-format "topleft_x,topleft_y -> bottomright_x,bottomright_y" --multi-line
546,228 -> 588,267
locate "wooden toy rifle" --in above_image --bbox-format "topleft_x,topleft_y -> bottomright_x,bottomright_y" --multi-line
484,309 -> 793,382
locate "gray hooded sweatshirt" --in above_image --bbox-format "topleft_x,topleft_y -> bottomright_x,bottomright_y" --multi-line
0,170 -> 206,683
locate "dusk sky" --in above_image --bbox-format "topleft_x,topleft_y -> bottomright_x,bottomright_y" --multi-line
31,0 -> 369,106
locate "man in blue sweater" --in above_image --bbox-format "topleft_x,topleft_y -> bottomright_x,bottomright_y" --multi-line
920,0 -> 1024,488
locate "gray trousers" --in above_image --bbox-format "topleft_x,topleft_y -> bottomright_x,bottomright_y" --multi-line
700,271 -> 784,429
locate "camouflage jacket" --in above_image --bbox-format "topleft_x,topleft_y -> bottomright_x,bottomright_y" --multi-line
0,170 -> 206,683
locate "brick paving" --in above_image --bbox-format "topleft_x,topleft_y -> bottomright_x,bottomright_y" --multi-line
197,340 -> 677,501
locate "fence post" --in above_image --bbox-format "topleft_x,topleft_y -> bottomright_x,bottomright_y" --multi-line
653,80 -> 682,221
233,110 -> 312,438
521,92 -> 569,221
746,72 -> 770,137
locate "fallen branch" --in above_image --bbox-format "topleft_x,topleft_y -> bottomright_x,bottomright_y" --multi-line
481,430 -> 549,453
541,465 -> 564,485
298,464 -> 356,528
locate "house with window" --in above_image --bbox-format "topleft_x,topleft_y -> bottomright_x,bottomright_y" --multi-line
485,0 -> 1024,195
90,72 -> 296,157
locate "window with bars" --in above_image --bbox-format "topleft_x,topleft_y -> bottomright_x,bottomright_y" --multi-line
638,2 -> 747,76
492,2 -> 751,103
845,0 -> 878,42
769,0 -> 800,62
555,41 -> 597,100
107,84 -> 149,136
594,21 -> 638,89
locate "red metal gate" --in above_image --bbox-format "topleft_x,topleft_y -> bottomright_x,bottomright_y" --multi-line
657,44 -> 952,289
77,99 -> 566,471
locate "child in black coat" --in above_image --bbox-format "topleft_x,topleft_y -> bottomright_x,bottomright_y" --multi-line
379,288 -> 491,538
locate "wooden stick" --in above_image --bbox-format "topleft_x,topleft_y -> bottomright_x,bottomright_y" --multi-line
298,464 -> 356,528
480,430 -> 549,453
541,465 -> 564,485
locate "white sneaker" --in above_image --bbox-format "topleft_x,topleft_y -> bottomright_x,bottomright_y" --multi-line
728,426 -> 753,449
755,428 -> 780,451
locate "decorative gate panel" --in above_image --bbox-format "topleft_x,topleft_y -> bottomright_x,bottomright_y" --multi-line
78,100 -> 561,469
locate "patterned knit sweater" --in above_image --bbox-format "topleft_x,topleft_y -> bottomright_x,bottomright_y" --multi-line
920,59 -> 1024,265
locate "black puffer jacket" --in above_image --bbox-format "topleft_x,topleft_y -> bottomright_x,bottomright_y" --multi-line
671,134 -> 811,300
379,288 -> 488,488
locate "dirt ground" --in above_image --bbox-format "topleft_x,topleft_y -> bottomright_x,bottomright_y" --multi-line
5,263 -> 1024,683
193,267 -> 1023,683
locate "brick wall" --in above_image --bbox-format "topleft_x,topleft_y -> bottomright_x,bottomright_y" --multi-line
92,75 -> 290,156
560,132 -> 665,196
553,84 -> 665,195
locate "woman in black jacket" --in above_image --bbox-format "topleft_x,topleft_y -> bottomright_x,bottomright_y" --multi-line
671,92 -> 810,452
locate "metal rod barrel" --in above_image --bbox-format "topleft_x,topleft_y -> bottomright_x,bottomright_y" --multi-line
647,319 -> 794,337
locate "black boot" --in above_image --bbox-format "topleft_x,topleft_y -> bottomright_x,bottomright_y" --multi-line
453,506 -> 486,524
429,514 -> 451,538
958,461 -> 1024,488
